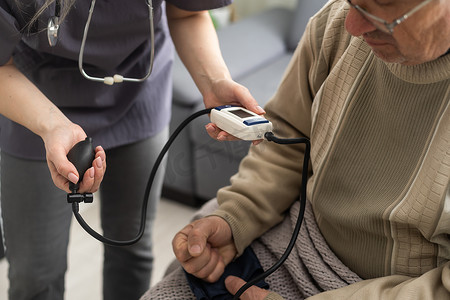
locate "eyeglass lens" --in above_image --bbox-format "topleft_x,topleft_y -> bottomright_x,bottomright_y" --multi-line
347,0 -> 393,33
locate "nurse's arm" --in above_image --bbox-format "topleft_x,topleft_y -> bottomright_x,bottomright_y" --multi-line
0,57 -> 105,193
166,4 -> 264,116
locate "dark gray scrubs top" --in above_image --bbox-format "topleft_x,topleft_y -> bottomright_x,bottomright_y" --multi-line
0,0 -> 232,159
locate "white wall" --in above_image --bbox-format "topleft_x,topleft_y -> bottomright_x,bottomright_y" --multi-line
233,0 -> 297,19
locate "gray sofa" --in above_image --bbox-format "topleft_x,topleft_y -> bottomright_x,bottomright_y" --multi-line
162,0 -> 328,207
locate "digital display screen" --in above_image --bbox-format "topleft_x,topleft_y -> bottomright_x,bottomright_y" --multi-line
230,109 -> 253,119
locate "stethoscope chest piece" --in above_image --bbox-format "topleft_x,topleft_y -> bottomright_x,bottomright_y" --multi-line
47,16 -> 59,47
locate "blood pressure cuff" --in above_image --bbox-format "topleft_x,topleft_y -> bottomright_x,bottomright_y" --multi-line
184,246 -> 269,300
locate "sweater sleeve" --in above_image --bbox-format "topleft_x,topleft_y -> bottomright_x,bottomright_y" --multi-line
211,16 -> 318,256
210,0 -> 347,256
264,291 -> 285,300
307,261 -> 450,299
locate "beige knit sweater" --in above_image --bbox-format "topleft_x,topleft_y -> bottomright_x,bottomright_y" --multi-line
212,0 -> 450,298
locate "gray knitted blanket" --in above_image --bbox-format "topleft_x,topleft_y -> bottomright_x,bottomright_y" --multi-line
141,199 -> 361,300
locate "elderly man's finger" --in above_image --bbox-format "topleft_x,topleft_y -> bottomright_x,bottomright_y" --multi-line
225,276 -> 270,300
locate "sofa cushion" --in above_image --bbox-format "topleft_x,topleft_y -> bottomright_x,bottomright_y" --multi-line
194,145 -> 245,200
287,0 -> 330,51
219,7 -> 292,79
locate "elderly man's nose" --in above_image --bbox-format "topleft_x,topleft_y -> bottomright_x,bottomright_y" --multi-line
345,8 -> 377,36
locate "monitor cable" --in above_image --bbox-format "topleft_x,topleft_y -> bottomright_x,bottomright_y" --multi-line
66,108 -> 310,298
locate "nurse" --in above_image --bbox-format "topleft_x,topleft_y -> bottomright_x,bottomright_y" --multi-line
0,0 -> 263,299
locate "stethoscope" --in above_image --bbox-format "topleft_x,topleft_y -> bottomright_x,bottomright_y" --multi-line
47,0 -> 155,85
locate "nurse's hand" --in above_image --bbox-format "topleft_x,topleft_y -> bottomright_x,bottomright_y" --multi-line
172,216 -> 237,283
203,78 -> 265,145
41,121 -> 106,194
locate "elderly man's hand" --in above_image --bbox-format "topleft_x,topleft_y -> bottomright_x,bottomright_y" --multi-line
172,216 -> 237,282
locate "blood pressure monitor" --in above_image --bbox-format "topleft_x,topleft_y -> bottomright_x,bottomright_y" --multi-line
210,105 -> 273,140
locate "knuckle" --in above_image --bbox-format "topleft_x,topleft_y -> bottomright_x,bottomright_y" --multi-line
172,247 -> 186,261
182,262 -> 200,275
194,269 -> 211,280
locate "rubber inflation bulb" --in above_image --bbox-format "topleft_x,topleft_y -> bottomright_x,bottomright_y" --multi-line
67,137 -> 95,192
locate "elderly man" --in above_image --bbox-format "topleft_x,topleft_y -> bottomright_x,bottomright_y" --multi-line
143,0 -> 450,299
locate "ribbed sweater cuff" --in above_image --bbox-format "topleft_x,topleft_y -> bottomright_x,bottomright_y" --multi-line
264,291 -> 285,300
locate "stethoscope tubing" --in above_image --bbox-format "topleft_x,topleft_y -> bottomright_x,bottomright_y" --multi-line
78,0 -> 155,85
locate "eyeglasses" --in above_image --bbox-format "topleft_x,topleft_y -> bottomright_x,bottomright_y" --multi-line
78,0 -> 155,85
346,0 -> 433,34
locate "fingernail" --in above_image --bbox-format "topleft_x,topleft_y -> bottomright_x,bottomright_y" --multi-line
68,172 -> 79,184
255,106 -> 265,114
89,167 -> 94,178
190,245 -> 201,255
205,124 -> 214,131
217,135 -> 226,141
95,156 -> 102,168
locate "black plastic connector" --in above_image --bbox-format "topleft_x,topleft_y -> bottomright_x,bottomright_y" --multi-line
67,192 -> 93,203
